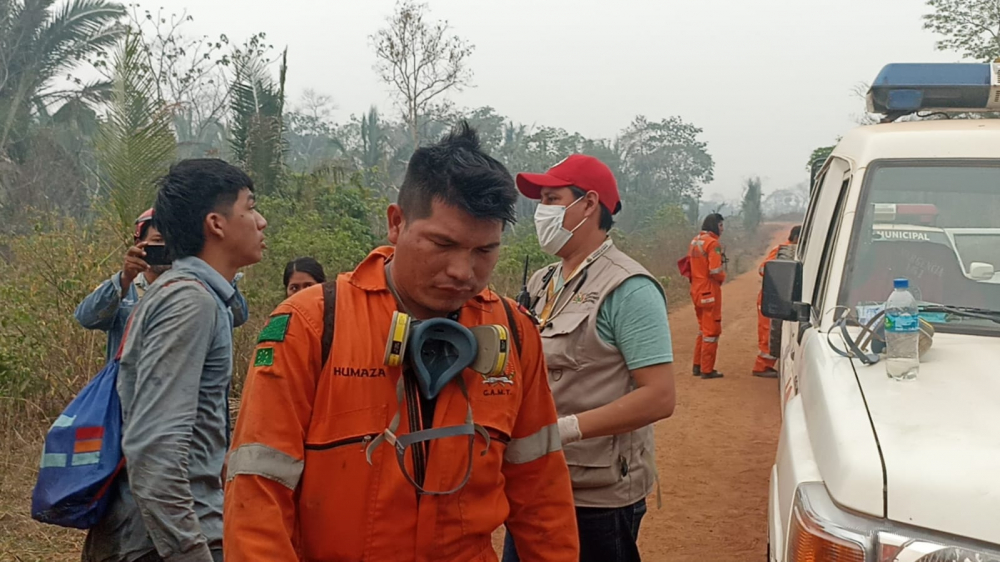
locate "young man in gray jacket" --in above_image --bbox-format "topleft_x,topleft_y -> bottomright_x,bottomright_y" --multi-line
75,208 -> 248,362
82,159 -> 267,562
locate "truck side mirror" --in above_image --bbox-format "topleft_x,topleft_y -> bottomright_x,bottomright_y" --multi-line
969,261 -> 995,281
762,260 -> 803,321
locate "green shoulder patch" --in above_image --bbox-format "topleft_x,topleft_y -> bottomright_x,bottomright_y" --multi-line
258,313 -> 291,343
714,247 -> 722,254
254,347 -> 274,367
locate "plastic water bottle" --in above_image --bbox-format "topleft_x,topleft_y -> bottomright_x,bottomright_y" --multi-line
884,278 -> 919,381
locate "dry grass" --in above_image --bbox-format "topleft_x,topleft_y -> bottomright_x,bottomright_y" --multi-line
1,409 -> 84,562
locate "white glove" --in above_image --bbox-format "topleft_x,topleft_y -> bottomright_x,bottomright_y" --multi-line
557,415 -> 582,445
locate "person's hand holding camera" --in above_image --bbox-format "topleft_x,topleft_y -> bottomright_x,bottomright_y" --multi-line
121,242 -> 150,291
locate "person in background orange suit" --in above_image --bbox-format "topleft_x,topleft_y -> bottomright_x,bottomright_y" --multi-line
222,122 -> 578,562
753,225 -> 800,378
688,213 -> 726,379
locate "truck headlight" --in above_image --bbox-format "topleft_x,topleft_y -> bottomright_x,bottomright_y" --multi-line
788,482 -> 867,562
788,482 -> 1000,562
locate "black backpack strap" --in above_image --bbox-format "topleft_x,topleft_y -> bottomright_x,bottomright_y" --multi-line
499,297 -> 523,357
321,280 -> 337,368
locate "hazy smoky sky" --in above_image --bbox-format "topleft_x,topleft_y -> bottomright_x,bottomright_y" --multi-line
140,0 -> 959,199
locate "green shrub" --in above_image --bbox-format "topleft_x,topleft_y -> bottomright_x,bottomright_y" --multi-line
493,222 -> 553,298
0,213 -> 119,413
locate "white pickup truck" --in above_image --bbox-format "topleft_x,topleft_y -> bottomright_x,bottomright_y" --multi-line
762,63 -> 1000,562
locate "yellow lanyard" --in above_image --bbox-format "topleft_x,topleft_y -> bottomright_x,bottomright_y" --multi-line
538,238 -> 613,326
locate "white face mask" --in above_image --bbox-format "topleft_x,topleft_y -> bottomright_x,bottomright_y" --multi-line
534,198 -> 587,255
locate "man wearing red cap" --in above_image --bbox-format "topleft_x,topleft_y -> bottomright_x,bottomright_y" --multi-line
504,155 -> 677,562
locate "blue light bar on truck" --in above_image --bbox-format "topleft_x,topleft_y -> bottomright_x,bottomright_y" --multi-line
866,63 -> 1000,114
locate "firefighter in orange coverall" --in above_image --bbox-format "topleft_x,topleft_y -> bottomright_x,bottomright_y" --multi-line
222,123 -> 578,562
753,225 -> 800,378
688,213 -> 726,379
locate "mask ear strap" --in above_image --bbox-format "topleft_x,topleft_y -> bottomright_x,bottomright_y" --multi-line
564,196 -> 584,211
567,193 -> 600,233
569,215 -> 589,234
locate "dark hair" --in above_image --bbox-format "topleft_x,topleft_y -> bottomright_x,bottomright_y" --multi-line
569,186 -> 614,231
137,221 -> 153,242
398,121 -> 517,226
283,257 -> 326,287
701,213 -> 725,236
153,159 -> 253,259
789,225 -> 802,243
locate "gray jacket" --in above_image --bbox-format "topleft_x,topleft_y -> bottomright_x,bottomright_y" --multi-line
82,257 -> 240,562
75,270 -> 248,364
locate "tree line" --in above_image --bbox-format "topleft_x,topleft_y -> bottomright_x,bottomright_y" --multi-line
3,0 -> 792,408
0,0 -> 724,238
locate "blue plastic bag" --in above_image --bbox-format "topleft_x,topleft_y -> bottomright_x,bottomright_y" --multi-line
30,357 -> 125,529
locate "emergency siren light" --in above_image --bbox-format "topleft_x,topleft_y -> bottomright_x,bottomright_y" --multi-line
873,203 -> 938,226
866,63 -> 1000,117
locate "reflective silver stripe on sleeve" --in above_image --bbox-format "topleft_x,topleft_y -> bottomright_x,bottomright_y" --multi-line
226,443 -> 303,490
709,267 -> 724,275
504,423 -> 562,465
703,337 -> 719,343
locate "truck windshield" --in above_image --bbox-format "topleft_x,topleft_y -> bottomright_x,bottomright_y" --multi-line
951,232 -> 1000,272
839,160 -> 1000,333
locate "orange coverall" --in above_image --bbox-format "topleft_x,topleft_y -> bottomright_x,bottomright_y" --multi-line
754,243 -> 784,373
223,247 -> 578,562
689,231 -> 726,374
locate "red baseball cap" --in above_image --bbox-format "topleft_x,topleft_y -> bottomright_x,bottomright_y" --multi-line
134,208 -> 154,241
516,154 -> 622,215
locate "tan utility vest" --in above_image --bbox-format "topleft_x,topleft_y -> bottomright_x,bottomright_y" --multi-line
527,241 -> 662,508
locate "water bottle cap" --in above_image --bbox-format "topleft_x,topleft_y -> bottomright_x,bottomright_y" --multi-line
893,278 -> 909,289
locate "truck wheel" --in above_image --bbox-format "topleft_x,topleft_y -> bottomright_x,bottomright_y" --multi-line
768,244 -> 796,360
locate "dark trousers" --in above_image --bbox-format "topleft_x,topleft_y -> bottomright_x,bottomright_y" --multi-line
134,549 -> 223,562
502,498 -> 647,562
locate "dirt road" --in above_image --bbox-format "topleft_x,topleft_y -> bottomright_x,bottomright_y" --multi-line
637,228 -> 786,561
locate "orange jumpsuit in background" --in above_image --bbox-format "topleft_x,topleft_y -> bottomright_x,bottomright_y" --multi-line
689,231 -> 726,375
754,243 -> 784,373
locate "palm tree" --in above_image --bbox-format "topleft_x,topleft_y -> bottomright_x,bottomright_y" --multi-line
358,105 -> 396,193
229,47 -> 287,196
95,28 -> 176,246
0,0 -> 126,161
360,105 -> 384,171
